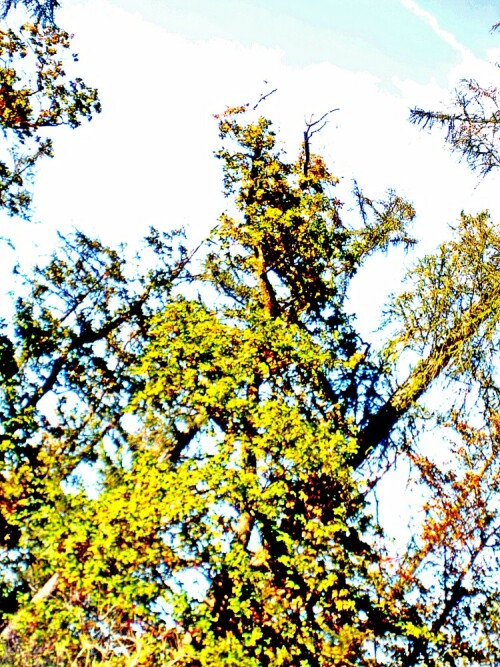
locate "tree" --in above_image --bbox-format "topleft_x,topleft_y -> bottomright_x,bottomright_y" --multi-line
1,0 -> 59,25
410,25 -> 500,178
0,0 -> 100,218
2,101 -> 500,666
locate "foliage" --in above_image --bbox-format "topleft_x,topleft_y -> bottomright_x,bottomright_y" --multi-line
1,96 -> 500,666
0,1 -> 100,218
410,25 -> 500,178
0,0 -> 59,25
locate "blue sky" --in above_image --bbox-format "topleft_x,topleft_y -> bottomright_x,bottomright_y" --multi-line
101,0 -> 500,81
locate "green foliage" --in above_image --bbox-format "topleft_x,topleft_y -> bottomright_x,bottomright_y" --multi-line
0,6 -> 100,218
2,100 -> 500,667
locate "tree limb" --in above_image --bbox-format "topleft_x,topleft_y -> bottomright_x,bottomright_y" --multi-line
354,290 -> 500,468
1,572 -> 59,641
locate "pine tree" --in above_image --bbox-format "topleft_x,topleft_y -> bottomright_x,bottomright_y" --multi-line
410,24 -> 500,178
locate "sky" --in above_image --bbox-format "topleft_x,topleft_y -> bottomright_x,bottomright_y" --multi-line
3,0 -> 498,320
2,0 -> 500,541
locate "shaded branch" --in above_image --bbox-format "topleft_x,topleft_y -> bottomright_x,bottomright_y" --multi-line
410,80 -> 500,177
354,290 -> 500,469
20,242 -> 198,414
0,0 -> 59,24
303,108 -> 338,176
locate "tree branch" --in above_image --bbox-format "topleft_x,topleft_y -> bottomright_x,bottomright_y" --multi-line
354,290 -> 500,468
303,109 -> 338,176
1,572 -> 59,641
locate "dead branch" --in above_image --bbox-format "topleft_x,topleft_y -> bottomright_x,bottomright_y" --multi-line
303,108 -> 339,175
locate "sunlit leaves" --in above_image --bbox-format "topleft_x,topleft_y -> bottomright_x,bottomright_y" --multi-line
0,18 -> 100,217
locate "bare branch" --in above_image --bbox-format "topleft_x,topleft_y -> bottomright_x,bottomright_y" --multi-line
303,108 -> 339,175
252,87 -> 278,111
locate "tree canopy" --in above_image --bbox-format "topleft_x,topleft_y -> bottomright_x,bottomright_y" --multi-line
2,6 -> 500,667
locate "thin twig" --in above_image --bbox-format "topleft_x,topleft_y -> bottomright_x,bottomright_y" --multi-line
252,87 -> 278,111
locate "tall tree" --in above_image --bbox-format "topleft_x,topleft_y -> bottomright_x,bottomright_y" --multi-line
2,104 -> 500,666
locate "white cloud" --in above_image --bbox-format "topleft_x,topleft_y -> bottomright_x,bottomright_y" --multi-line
401,0 -> 500,85
401,0 -> 472,61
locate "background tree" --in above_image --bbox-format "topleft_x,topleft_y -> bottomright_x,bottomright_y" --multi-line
410,24 -> 500,178
1,0 -> 59,25
1,100 -> 500,665
0,0 -> 100,218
